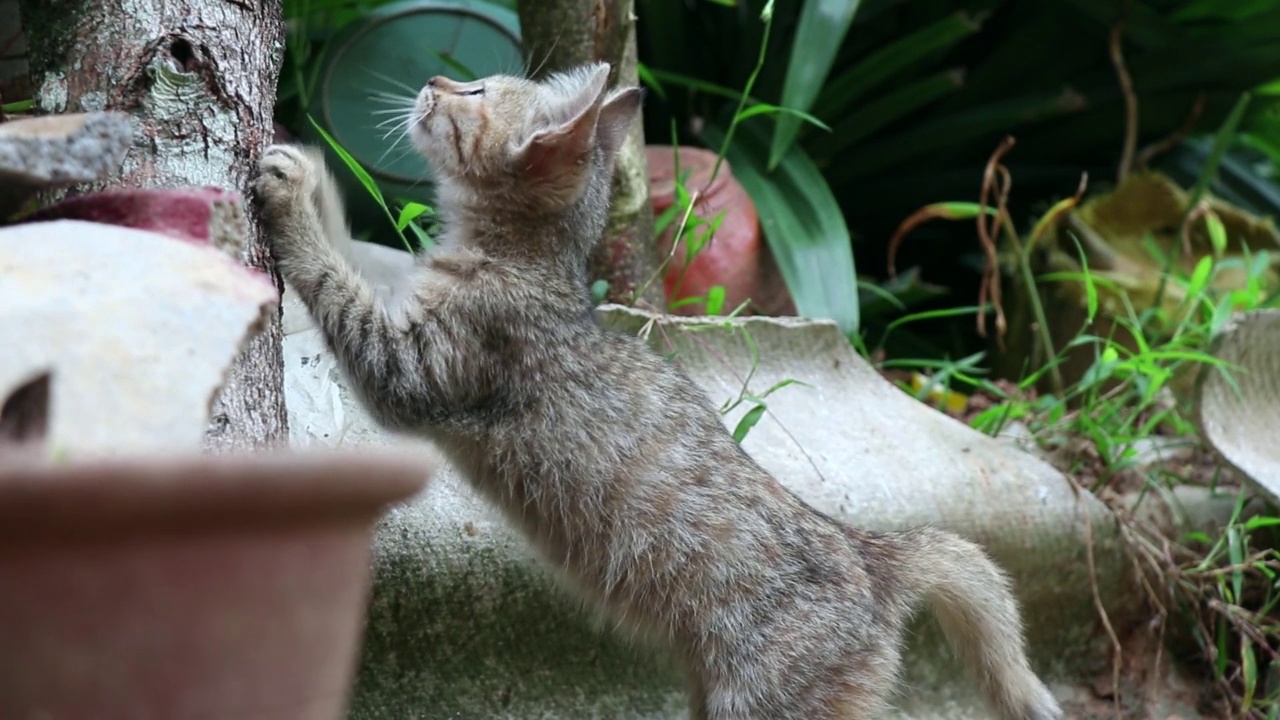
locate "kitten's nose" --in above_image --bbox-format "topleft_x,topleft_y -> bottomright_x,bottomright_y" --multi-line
428,76 -> 458,92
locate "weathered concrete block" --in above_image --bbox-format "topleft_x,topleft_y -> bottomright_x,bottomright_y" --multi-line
1197,309 -> 1280,493
0,219 -> 276,460
0,112 -> 132,217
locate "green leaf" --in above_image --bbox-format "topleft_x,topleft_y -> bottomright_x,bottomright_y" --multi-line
395,201 -> 433,231
700,120 -> 859,335
590,280 -> 609,305
635,63 -> 667,102
406,221 -> 434,250
812,11 -> 984,121
1204,210 -> 1227,258
1187,255 -> 1214,299
1080,255 -> 1098,326
768,0 -> 864,169
733,403 -> 768,443
1242,638 -> 1258,712
734,103 -> 831,131
1245,516 -> 1280,530
307,114 -> 411,251
1188,92 -> 1252,211
816,69 -> 965,156
645,69 -> 828,129
706,285 -> 727,315
833,89 -> 1087,182
1,99 -> 33,113
425,50 -> 477,81
1228,524 -> 1244,602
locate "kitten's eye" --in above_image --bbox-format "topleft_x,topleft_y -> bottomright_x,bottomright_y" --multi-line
458,85 -> 485,97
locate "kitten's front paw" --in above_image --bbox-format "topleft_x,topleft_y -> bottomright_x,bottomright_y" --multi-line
253,144 -> 319,219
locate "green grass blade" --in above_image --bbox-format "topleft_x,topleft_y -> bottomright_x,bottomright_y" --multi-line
701,121 -> 859,335
1188,92 -> 1252,211
768,0 -> 864,170
307,114 -> 411,251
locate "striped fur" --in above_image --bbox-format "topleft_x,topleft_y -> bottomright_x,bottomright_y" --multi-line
253,62 -> 1061,720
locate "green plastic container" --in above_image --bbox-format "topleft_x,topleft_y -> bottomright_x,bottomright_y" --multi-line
302,0 -> 522,245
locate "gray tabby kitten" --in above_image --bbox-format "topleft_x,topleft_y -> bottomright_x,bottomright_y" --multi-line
253,62 -> 1062,720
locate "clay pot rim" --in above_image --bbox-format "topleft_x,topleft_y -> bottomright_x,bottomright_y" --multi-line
0,449 -> 435,540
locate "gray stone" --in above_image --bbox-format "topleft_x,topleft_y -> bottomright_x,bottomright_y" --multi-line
0,112 -> 133,216
0,219 -> 277,460
280,240 -> 1228,719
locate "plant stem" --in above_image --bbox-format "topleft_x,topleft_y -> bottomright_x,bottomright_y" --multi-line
709,0 -> 775,186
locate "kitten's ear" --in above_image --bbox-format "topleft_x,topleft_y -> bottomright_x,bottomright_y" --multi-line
596,87 -> 645,159
516,64 -> 611,180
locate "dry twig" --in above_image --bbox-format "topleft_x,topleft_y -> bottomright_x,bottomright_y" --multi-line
1109,18 -> 1138,184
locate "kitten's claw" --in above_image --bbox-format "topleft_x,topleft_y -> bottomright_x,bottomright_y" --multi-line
253,144 -> 319,215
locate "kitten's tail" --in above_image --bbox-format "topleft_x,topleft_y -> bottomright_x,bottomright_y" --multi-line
872,527 -> 1063,720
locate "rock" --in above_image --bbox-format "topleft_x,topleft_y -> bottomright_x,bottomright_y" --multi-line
0,219 -> 277,459
282,239 -> 1239,718
25,187 -> 249,258
1197,309 -> 1280,493
0,112 -> 133,217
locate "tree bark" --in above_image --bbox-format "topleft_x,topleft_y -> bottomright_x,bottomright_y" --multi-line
519,0 -> 662,309
19,0 -> 289,452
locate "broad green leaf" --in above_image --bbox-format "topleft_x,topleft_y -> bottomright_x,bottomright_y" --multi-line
701,121 -> 859,335
1173,0 -> 1275,23
768,0 -> 864,170
813,11 -> 983,120
817,69 -> 965,155
833,90 -> 1087,182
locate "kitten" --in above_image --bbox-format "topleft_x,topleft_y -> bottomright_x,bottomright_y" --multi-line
253,62 -> 1062,720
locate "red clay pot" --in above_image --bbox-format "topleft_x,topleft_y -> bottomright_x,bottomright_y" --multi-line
0,450 -> 433,720
648,145 -> 763,315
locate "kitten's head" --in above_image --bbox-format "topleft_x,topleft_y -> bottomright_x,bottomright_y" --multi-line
410,62 -> 643,212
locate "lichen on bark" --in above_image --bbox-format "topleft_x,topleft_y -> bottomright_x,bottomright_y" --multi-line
518,0 -> 663,309
19,0 -> 289,452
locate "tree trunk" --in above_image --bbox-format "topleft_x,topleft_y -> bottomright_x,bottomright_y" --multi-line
19,0 -> 288,453
518,0 -> 662,309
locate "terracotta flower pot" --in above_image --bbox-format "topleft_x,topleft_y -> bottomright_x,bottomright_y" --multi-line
647,145 -> 794,317
0,450 -> 433,720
